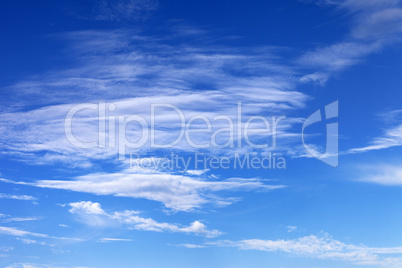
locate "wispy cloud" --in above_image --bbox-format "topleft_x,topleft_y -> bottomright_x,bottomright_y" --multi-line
347,124 -> 402,154
98,237 -> 133,242
68,201 -> 221,237
0,225 -> 81,245
1,217 -> 42,223
357,164 -> 402,185
5,264 -> 90,268
176,243 -> 207,248
0,226 -> 48,238
299,0 -> 402,83
16,238 -> 50,246
298,41 -> 381,71
1,3 -> 401,169
0,193 -> 37,201
189,232 -> 402,267
298,108 -> 402,157
286,225 -> 298,232
0,26 -> 311,170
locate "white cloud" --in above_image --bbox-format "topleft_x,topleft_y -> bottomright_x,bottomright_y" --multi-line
6,264 -> 90,268
68,201 -> 221,237
0,29 -> 308,168
0,193 -> 37,201
68,201 -> 116,227
201,232 -> 402,267
98,237 -> 133,242
0,5 -> 401,169
299,110 -> 402,158
298,41 -> 381,71
1,217 -> 42,223
286,225 -> 298,232
69,201 -> 106,215
6,264 -> 42,268
347,124 -> 402,154
0,84 -> 306,167
358,164 -> 402,185
185,169 -> 210,176
0,226 -> 48,238
236,235 -> 402,267
351,7 -> 402,40
176,243 -> 207,248
298,0 -> 402,81
0,225 -> 81,244
0,246 -> 13,252
299,72 -> 329,85
17,238 -> 49,246
5,264 -> 73,268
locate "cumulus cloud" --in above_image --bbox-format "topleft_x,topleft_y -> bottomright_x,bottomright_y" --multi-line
69,201 -> 106,215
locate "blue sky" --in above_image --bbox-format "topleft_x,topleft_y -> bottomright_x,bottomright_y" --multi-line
1,0 -> 402,267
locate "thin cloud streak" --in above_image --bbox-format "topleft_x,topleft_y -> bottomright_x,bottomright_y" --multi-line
69,201 -> 221,237
0,193 -> 37,201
